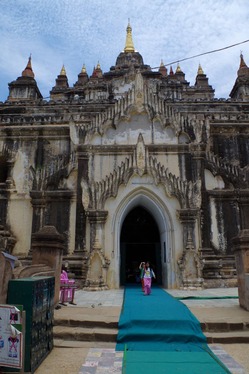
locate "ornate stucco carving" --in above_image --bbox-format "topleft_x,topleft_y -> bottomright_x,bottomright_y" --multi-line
135,133 -> 146,176
30,151 -> 77,190
76,82 -> 210,145
85,134 -> 200,210
206,151 -> 248,187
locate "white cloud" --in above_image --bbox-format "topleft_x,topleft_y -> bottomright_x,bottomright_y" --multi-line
0,0 -> 248,100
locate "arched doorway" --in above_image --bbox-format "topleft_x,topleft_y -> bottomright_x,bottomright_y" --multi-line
120,206 -> 162,285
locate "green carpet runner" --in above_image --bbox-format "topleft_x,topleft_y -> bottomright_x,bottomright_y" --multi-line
116,285 -> 231,373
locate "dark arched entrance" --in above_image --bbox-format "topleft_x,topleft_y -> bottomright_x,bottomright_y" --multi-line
120,206 -> 162,285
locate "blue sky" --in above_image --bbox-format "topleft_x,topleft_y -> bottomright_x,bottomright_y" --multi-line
0,0 -> 249,101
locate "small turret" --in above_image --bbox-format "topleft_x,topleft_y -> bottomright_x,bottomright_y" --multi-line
7,56 -> 42,101
91,62 -> 103,79
22,56 -> 34,78
175,63 -> 186,82
230,53 -> 249,101
194,63 -> 214,99
50,65 -> 69,100
159,60 -> 167,77
169,66 -> 174,75
74,64 -> 88,86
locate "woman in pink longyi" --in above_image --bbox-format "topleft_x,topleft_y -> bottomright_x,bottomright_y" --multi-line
142,261 -> 156,295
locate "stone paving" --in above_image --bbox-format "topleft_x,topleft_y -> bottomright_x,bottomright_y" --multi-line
74,287 -> 246,374
73,287 -> 239,308
79,348 -> 123,374
79,346 -> 245,374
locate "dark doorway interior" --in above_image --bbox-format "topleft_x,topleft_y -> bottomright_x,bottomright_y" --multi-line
120,206 -> 162,285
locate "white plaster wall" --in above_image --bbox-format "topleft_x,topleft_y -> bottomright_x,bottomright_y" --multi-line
103,174 -> 182,289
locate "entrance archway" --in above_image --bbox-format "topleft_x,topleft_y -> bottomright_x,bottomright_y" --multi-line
120,206 -> 162,285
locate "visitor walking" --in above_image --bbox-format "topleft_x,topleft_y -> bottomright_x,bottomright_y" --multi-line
142,261 -> 156,295
139,262 -> 145,291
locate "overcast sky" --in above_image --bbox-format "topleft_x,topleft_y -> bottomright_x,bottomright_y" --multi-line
0,0 -> 249,102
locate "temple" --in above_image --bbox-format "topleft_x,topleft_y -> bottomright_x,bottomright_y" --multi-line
0,23 -> 249,290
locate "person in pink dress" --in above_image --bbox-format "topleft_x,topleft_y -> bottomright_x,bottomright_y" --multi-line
142,261 -> 156,295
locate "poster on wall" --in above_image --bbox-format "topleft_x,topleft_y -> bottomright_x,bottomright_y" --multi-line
0,305 -> 23,369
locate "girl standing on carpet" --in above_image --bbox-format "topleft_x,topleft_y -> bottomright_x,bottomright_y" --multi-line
142,262 -> 156,295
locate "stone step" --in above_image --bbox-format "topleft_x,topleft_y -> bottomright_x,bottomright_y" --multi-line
205,330 -> 249,344
54,317 -> 118,329
54,317 -> 248,334
53,325 -> 118,342
201,321 -> 249,332
53,339 -> 116,349
53,325 -> 249,345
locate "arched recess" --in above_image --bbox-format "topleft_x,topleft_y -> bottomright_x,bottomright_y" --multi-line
112,189 -> 175,289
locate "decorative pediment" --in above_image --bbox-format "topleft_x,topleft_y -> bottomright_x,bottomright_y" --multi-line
75,72 -> 210,145
82,134 -> 201,210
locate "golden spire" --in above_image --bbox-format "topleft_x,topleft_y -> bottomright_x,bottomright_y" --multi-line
176,63 -> 182,73
197,63 -> 204,75
60,64 -> 67,76
124,20 -> 135,53
96,61 -> 101,69
81,64 -> 87,74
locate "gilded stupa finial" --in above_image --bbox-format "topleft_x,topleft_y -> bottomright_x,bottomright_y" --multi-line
176,63 -> 182,73
197,63 -> 204,75
124,20 -> 135,53
60,64 -> 67,76
81,64 -> 87,74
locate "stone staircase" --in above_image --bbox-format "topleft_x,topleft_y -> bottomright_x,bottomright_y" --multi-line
53,306 -> 119,347
53,306 -> 249,346
202,321 -> 249,344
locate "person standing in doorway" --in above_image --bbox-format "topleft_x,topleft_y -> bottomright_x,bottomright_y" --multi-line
143,261 -> 156,295
139,262 -> 145,291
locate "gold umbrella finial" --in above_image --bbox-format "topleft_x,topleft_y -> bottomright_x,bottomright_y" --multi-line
124,20 -> 135,53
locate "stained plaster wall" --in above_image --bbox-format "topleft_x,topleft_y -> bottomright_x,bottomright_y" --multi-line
7,148 -> 34,255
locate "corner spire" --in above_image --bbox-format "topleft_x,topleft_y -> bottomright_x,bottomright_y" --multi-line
175,63 -> 182,73
124,20 -> 135,53
22,55 -> 34,78
159,60 -> 167,76
197,63 -> 204,75
81,64 -> 87,74
239,53 -> 248,69
60,65 -> 67,76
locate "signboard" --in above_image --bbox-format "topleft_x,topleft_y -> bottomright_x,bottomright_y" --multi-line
0,305 -> 23,369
